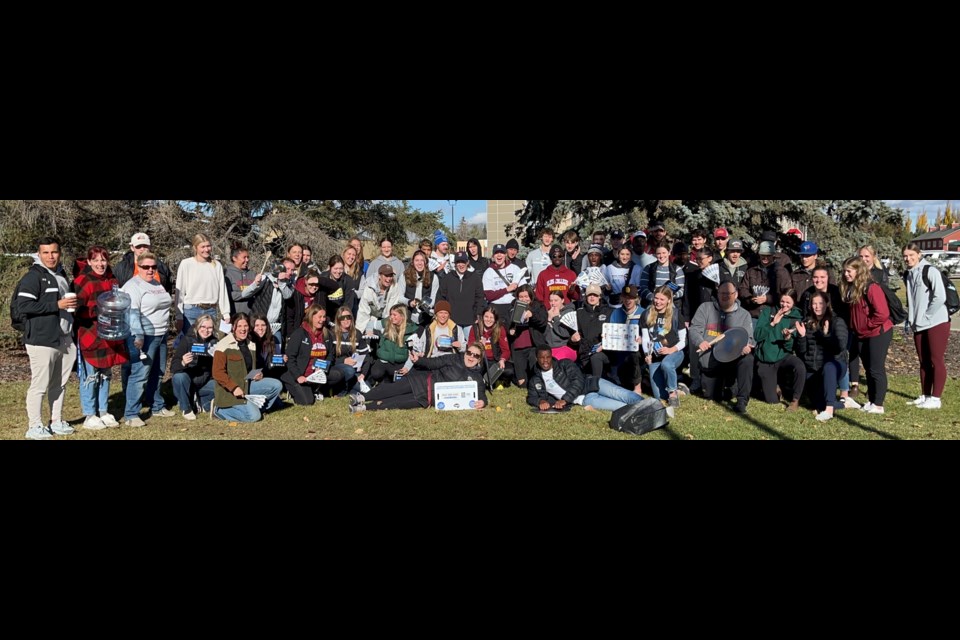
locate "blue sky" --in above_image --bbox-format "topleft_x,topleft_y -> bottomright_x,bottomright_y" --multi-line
409,200 -> 488,227
410,199 -> 955,229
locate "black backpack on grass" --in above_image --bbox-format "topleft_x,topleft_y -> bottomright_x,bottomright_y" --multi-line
609,397 -> 669,436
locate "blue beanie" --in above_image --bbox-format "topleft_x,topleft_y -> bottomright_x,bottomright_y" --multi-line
434,230 -> 449,245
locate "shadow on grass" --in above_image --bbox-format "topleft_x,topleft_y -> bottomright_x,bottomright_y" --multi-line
831,410 -> 902,440
884,388 -> 915,401
722,402 -> 795,440
658,424 -> 684,440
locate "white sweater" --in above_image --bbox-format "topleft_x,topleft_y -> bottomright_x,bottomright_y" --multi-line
175,257 -> 230,320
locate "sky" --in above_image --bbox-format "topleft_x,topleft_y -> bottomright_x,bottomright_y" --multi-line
409,200 -> 956,229
408,200 -> 488,227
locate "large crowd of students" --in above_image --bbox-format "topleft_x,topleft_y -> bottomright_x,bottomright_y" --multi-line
13,223 -> 953,438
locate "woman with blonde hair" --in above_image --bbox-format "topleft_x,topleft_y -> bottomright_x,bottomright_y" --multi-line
840,257 -> 892,414
330,307 -> 370,395
175,232 -> 230,339
857,244 -> 890,287
640,285 -> 687,409
364,303 -> 418,386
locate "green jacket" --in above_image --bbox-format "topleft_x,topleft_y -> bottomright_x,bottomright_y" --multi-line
212,333 -> 255,408
753,305 -> 802,364
376,322 -> 418,364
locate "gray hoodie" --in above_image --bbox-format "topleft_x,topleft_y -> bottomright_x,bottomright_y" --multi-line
688,298 -> 756,370
905,258 -> 950,331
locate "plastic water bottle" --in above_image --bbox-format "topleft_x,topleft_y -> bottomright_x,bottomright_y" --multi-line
97,284 -> 131,340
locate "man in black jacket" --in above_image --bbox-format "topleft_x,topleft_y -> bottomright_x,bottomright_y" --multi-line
437,252 -> 486,337
527,347 -> 647,412
18,237 -> 79,439
113,232 -> 172,292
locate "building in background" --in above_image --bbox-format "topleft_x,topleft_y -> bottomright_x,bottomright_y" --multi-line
486,200 -> 526,247
913,223 -> 960,251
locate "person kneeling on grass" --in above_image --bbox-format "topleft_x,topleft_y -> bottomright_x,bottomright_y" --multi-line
348,341 -> 488,412
211,313 -> 282,422
526,346 -> 647,413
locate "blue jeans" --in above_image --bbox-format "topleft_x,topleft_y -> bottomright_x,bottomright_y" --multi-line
214,378 -> 282,422
806,359 -> 847,412
582,378 -> 643,411
648,350 -> 684,400
332,363 -> 357,385
78,353 -> 111,416
172,373 -> 215,413
121,334 -> 166,405
124,334 -> 167,419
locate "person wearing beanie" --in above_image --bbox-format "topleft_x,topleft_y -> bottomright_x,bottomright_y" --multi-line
505,238 -> 521,267
421,299 -> 470,358
430,230 -> 454,277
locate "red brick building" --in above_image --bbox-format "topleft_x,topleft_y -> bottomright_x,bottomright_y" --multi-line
913,223 -> 960,251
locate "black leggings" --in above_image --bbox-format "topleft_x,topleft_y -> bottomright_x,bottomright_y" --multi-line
368,360 -> 405,384
756,356 -> 806,404
512,347 -> 536,384
860,328 -> 892,406
281,368 -> 344,406
362,376 -> 424,410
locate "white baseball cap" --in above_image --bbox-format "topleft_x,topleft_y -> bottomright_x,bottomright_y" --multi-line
130,232 -> 151,246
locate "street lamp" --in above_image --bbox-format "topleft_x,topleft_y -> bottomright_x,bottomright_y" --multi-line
447,199 -> 457,232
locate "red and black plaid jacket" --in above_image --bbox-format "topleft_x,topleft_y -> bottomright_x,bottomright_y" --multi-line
72,265 -> 130,369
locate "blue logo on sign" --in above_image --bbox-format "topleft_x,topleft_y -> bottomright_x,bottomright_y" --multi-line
437,402 -> 445,409
469,400 -> 476,408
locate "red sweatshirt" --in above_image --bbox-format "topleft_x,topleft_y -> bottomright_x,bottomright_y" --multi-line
535,265 -> 577,306
848,282 -> 893,338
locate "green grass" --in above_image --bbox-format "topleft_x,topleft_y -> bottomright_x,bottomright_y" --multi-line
0,373 -> 956,440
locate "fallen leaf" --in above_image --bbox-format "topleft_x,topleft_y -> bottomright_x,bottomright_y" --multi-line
685,434 -> 695,440
355,428 -> 364,435
307,429 -> 315,434
179,428 -> 187,432
303,416 -> 310,422
228,421 -> 238,427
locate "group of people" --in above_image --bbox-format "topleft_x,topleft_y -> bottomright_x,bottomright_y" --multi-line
15,222 -> 951,438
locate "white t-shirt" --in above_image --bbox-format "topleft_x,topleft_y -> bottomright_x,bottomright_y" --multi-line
541,368 -> 567,400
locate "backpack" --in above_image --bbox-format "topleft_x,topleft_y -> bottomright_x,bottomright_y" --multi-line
909,265 -> 960,317
10,279 -> 26,333
609,397 -> 669,436
876,282 -> 907,325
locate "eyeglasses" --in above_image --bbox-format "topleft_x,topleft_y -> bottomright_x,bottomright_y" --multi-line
466,351 -> 483,359
140,264 -> 157,271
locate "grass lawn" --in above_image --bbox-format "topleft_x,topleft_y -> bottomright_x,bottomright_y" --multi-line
0,372 -> 956,440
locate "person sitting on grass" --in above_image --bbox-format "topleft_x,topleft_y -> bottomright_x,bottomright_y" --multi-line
282,304 -> 342,405
793,291 -> 849,422
526,346 -> 646,413
211,313 -> 283,422
468,307 -> 514,388
170,313 -> 218,420
348,341 -> 488,413
752,288 -> 806,411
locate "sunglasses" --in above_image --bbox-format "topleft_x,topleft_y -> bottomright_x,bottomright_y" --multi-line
306,282 -> 319,288
466,351 -> 483,358
338,316 -> 353,321
134,244 -> 150,249
140,264 -> 157,270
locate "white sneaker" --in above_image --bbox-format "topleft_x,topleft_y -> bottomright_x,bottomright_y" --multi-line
863,404 -> 885,414
842,396 -> 861,410
906,395 -> 927,406
153,407 -> 176,418
859,402 -> 875,412
125,417 -> 146,427
183,411 -> 197,421
99,413 -> 120,427
83,415 -> 107,430
919,397 -> 942,410
815,410 -> 834,422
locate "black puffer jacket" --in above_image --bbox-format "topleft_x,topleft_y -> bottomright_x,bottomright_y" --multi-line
403,353 -> 489,408
526,357 -> 600,406
794,316 -> 848,373
575,301 -> 613,359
